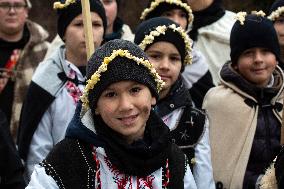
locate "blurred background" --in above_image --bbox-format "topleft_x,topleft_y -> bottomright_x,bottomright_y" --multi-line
29,0 -> 275,41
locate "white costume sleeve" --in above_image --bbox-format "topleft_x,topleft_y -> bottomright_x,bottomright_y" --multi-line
26,164 -> 59,189
25,106 -> 54,181
193,117 -> 215,189
25,89 -> 76,181
184,163 -> 198,189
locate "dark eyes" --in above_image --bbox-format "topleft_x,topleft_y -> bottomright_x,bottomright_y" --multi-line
103,86 -> 142,98
130,87 -> 141,93
104,91 -> 116,97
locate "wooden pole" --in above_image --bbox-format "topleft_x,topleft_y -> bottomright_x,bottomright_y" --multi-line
282,97 -> 284,145
81,0 -> 95,60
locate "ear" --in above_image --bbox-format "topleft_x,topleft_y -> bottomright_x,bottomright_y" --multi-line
151,97 -> 156,106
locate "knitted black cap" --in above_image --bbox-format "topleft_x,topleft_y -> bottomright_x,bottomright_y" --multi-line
56,0 -> 107,40
134,17 -> 191,71
86,39 -> 160,111
269,0 -> 284,17
140,0 -> 193,29
230,14 -> 281,65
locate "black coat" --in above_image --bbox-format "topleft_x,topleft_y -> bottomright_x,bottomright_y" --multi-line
0,109 -> 25,189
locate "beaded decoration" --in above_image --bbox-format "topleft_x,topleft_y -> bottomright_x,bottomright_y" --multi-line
80,49 -> 165,109
53,0 -> 76,9
140,0 -> 194,25
268,6 -> 284,21
235,10 -> 266,25
138,24 -> 193,65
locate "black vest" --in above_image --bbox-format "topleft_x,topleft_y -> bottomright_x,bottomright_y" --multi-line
170,105 -> 206,169
40,138 -> 187,189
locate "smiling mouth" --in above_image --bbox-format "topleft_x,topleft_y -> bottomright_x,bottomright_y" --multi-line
118,114 -> 138,125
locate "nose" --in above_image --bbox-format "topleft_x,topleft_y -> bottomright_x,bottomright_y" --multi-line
254,50 -> 264,63
8,6 -> 16,13
118,93 -> 134,112
158,57 -> 170,71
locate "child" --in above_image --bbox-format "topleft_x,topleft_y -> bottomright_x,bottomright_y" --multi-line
134,17 -> 215,189
140,0 -> 215,108
186,0 -> 236,85
17,0 -> 106,181
26,39 -> 197,189
268,0 -> 284,69
203,12 -> 284,189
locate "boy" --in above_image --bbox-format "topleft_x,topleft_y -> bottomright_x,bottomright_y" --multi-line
17,0 -> 106,181
203,12 -> 284,189
26,39 -> 197,189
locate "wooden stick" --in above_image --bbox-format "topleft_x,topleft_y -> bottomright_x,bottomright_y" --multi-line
282,96 -> 284,145
81,0 -> 94,60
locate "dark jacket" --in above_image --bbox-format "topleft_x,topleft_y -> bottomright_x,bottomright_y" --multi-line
220,62 -> 283,188
0,109 -> 25,189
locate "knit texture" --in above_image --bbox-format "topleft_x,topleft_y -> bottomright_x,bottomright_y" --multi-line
230,14 -> 281,65
57,0 -> 107,40
86,39 -> 159,111
134,17 -> 187,70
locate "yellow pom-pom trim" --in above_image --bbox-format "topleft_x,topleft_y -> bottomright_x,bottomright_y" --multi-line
268,6 -> 284,21
138,24 -> 193,65
53,0 -> 76,9
235,10 -> 266,25
80,49 -> 165,109
140,0 -> 194,26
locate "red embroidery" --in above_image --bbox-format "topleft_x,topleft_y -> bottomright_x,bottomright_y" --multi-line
92,148 -> 102,189
138,175 -> 155,188
65,70 -> 82,103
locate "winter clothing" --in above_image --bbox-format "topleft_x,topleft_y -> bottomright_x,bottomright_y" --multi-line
188,0 -> 235,85
0,20 -> 50,140
17,46 -> 85,181
203,62 -> 284,189
27,103 -> 197,189
135,18 -> 215,189
26,39 -> 197,189
134,17 -> 192,71
138,4 -> 215,108
269,0 -> 284,18
56,0 -> 107,40
182,47 -> 215,108
104,17 -> 134,42
0,109 -> 25,189
156,77 -> 215,189
86,39 -> 161,112
140,0 -> 193,30
230,14 -> 281,65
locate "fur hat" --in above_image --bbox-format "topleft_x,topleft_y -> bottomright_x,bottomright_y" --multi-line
81,39 -> 164,111
134,17 -> 192,71
230,12 -> 281,65
268,0 -> 284,21
54,0 -> 107,40
140,0 -> 193,29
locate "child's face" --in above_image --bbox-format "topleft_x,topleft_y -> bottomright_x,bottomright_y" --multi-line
96,81 -> 156,144
146,41 -> 182,99
234,47 -> 277,87
64,12 -> 104,66
161,8 -> 188,30
100,0 -> 117,33
274,15 -> 284,46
